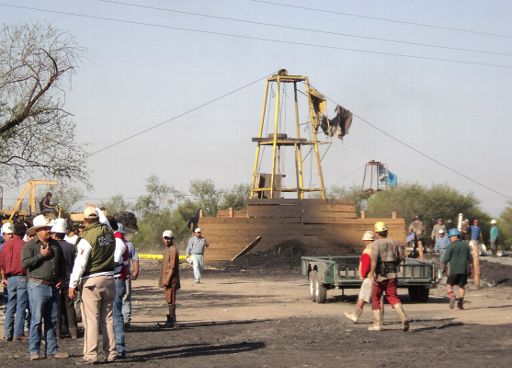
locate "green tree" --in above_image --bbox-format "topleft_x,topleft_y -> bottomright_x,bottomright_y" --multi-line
99,194 -> 132,214
220,183 -> 250,210
498,202 -> 512,250
51,184 -> 85,213
0,23 -> 88,185
366,183 -> 489,240
189,179 -> 223,216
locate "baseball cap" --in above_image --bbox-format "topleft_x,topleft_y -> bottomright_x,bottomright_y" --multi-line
1,222 -> 13,234
83,206 -> 98,219
162,230 -> 173,238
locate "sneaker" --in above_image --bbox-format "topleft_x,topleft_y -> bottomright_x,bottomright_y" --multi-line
14,335 -> 28,342
449,296 -> 456,309
344,312 -> 358,322
49,351 -> 69,359
457,299 -> 464,310
116,352 -> 127,360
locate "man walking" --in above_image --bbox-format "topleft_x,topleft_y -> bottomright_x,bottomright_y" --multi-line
186,228 -> 209,284
489,219 -> 499,256
50,218 -> 78,339
368,221 -> 409,332
69,206 -> 116,364
22,215 -> 68,360
158,230 -> 181,328
0,222 -> 28,342
441,229 -> 473,310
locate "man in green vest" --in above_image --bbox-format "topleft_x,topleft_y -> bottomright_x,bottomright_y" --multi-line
69,206 -> 116,364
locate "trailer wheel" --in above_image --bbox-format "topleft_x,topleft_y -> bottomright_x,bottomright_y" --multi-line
314,275 -> 327,303
408,286 -> 429,302
309,270 -> 318,302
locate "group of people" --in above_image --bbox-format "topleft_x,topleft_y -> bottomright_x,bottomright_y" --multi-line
408,216 -> 500,258
345,218 -> 477,330
0,206 -> 139,363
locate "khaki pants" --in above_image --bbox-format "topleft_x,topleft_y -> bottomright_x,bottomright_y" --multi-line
80,275 -> 116,362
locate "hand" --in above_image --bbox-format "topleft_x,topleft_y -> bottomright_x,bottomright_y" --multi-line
131,271 -> 139,280
68,288 -> 76,301
55,280 -> 63,289
162,283 -> 168,288
40,245 -> 51,258
1,279 -> 7,287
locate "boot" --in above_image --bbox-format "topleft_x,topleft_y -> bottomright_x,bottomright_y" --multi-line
168,304 -> 176,327
394,303 -> 410,332
157,315 -> 173,328
457,298 -> 464,310
368,310 -> 382,331
344,307 -> 363,322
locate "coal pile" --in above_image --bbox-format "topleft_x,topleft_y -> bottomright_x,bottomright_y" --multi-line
479,260 -> 512,287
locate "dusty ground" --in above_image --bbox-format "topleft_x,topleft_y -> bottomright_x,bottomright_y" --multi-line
1,256 -> 512,367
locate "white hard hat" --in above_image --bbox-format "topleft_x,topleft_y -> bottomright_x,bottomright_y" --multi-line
361,230 -> 375,241
439,229 -> 445,234
194,227 -> 201,233
29,215 -> 51,232
162,230 -> 173,238
50,218 -> 67,234
1,222 -> 13,234
490,219 -> 497,225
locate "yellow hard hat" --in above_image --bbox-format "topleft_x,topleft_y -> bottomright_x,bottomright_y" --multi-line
374,221 -> 388,233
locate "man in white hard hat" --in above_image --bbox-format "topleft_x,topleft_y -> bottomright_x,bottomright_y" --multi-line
186,228 -> 209,284
345,231 -> 378,323
489,219 -> 499,257
158,230 -> 180,328
50,218 -> 77,339
368,221 -> 409,332
434,229 -> 450,261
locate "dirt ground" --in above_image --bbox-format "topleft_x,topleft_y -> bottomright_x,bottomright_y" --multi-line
1,256 -> 512,367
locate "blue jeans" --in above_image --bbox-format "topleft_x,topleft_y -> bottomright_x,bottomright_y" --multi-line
113,278 -> 126,355
4,276 -> 29,339
121,278 -> 132,323
27,282 -> 59,355
191,254 -> 204,282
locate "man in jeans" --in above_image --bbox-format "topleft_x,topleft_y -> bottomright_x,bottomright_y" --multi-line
186,228 -> 209,284
0,222 -> 28,342
22,215 -> 68,361
112,221 -> 128,359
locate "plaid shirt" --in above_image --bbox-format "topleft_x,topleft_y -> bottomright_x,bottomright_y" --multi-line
0,235 -> 26,276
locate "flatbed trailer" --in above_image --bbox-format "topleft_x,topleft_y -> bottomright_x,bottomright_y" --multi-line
301,255 -> 439,303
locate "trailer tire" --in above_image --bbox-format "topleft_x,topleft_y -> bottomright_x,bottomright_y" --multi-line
314,275 -> 327,303
408,286 -> 429,302
309,270 -> 318,302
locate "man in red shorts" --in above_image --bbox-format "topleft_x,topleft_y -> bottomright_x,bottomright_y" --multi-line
368,221 -> 409,332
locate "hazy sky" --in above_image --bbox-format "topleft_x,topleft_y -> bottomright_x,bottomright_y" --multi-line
2,0 -> 511,216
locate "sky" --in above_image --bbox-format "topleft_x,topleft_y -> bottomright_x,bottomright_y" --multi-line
1,0 -> 511,217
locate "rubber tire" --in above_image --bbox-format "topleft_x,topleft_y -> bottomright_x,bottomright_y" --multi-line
408,286 -> 429,302
309,270 -> 318,302
314,274 -> 327,303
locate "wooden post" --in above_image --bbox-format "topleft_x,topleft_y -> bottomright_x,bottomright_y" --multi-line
391,211 -> 397,219
360,210 -> 365,219
470,242 -> 480,289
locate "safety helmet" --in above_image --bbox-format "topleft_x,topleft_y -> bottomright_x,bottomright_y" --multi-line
490,219 -> 497,225
447,228 -> 460,238
374,221 -> 388,233
362,231 -> 375,241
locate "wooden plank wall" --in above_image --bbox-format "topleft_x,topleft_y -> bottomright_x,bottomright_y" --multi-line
199,199 -> 406,262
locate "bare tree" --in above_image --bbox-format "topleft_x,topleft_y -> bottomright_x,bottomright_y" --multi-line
0,22 -> 88,185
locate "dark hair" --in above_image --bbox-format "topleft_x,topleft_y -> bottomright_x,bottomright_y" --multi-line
53,232 -> 65,240
107,216 -> 118,231
13,222 -> 27,237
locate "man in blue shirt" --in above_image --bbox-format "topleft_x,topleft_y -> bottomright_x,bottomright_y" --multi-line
435,229 -> 450,260
186,228 -> 209,284
489,219 -> 499,256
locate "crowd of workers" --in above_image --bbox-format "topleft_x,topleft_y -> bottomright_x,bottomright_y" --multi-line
345,216 -> 488,331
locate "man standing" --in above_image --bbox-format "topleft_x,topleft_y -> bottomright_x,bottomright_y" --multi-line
50,218 -> 78,339
39,192 -> 58,217
431,218 -> 446,243
69,206 -> 116,364
158,230 -> 181,328
434,229 -> 450,261
408,215 -> 424,259
489,219 -> 499,257
441,229 -> 473,310
22,215 -> 68,360
186,228 -> 209,284
0,222 -> 28,342
368,221 -> 409,332
470,218 -> 484,255
460,219 -> 470,240
122,234 -> 139,329
112,221 -> 128,359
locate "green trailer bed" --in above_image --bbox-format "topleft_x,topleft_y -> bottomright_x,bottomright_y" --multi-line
301,255 -> 439,303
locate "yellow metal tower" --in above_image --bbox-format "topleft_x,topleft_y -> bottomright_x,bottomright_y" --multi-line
250,70 -> 329,200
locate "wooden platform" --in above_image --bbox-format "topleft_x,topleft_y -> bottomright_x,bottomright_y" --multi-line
200,199 -> 406,262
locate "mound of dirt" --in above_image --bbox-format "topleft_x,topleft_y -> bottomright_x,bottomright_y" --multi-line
479,260 -> 512,286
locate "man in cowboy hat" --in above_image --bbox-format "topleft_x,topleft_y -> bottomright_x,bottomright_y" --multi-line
22,215 -> 68,360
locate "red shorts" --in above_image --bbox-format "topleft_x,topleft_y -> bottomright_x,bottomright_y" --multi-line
371,278 -> 401,310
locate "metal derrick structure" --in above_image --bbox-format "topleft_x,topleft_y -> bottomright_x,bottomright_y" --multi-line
250,70 -> 329,200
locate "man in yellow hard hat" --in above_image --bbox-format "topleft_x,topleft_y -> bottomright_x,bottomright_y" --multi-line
368,221 -> 409,332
